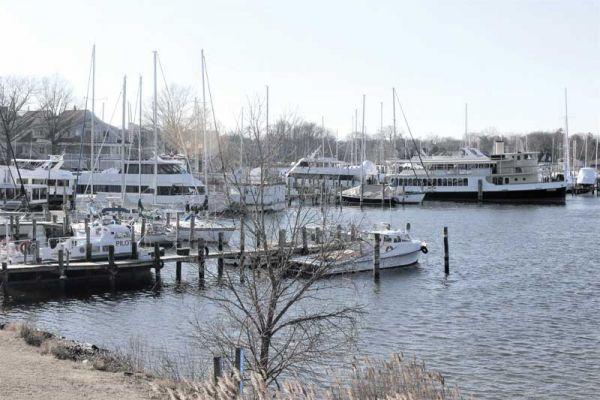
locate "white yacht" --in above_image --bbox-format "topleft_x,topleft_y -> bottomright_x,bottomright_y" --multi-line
75,157 -> 207,208
173,213 -> 236,244
341,184 -> 425,205
0,183 -> 48,211
286,152 -> 377,189
227,167 -> 287,212
388,140 -> 566,204
292,222 -> 427,275
10,156 -> 75,206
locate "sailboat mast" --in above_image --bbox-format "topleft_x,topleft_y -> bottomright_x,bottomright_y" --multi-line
380,101 -> 383,164
564,88 -> 570,183
392,88 -> 397,157
361,94 -> 366,163
138,75 -> 142,198
121,76 -> 127,204
465,103 -> 469,147
201,50 -> 208,201
153,51 -> 158,204
240,108 -> 244,169
90,45 -> 95,195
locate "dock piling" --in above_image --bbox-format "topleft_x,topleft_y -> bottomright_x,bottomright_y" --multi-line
85,218 -> 92,261
153,243 -> 161,280
130,226 -> 137,259
175,212 -> 180,247
2,262 -> 8,291
443,226 -> 449,274
373,232 -> 380,281
217,232 -> 224,278
301,226 -> 308,254
213,356 -> 222,384
198,238 -> 205,287
58,249 -> 66,279
477,179 -> 483,202
189,214 -> 196,248
175,248 -> 189,282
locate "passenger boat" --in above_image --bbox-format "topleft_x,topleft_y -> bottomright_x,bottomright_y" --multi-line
75,157 -> 207,208
292,222 -> 427,275
341,184 -> 425,205
0,183 -> 48,211
388,141 -> 566,204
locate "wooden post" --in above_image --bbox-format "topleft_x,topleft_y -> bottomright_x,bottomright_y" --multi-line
217,232 -> 224,278
175,212 -> 180,247
107,245 -> 115,268
141,218 -> 146,240
85,218 -> 92,261
189,214 -> 196,247
350,224 -> 356,241
477,179 -> 483,202
14,217 -> 20,239
336,224 -> 342,241
166,212 -> 171,227
58,248 -> 66,279
198,238 -> 205,287
234,347 -> 244,394
130,226 -> 137,259
278,229 -> 286,262
301,226 -> 308,254
175,247 -> 189,282
373,232 -> 380,280
153,243 -> 161,280
405,222 -> 411,232
443,226 -> 449,275
213,356 -> 222,384
239,215 -> 245,282
52,214 -> 57,224
31,219 -> 37,241
2,262 -> 8,291
381,183 -> 385,207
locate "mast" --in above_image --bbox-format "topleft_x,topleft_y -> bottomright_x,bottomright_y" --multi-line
239,108 -> 244,169
379,101 -> 383,164
361,94 -> 366,163
392,88 -> 397,157
201,50 -> 208,201
584,134 -> 588,167
321,116 -> 325,166
90,44 -> 95,195
153,50 -> 158,204
564,88 -> 570,184
354,108 -> 358,164
121,75 -> 127,204
465,103 -> 469,147
138,75 -> 142,198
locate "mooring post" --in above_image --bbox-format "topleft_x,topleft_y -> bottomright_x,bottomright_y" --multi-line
175,247 -> 188,283
373,232 -> 380,280
198,238 -> 205,287
130,226 -> 137,260
14,216 -> 20,238
213,356 -> 223,384
217,232 -> 224,278
31,218 -> 37,241
189,214 -> 196,248
406,222 -> 411,232
336,224 -> 342,241
141,218 -> 146,240
2,262 -> 8,292
278,229 -> 286,262
107,245 -> 115,268
85,218 -> 91,261
301,226 -> 308,254
52,214 -> 57,224
477,179 -> 483,202
175,212 -> 180,247
166,212 -> 171,227
58,248 -> 66,279
234,347 -> 244,394
153,243 -> 161,280
381,183 -> 385,207
350,224 -> 356,241
239,215 -> 245,282
443,226 -> 449,275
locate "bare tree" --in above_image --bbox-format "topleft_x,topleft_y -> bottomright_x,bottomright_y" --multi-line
194,102 -> 361,386
37,75 -> 73,154
0,76 -> 36,163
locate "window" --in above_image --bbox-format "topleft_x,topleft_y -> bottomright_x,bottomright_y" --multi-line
443,178 -> 447,186
504,177 -> 509,184
126,164 -> 139,174
453,178 -> 458,186
463,178 -> 468,186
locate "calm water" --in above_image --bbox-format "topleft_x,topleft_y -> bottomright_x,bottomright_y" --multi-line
2,197 -> 600,399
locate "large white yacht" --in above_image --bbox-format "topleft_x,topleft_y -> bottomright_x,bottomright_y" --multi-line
286,152 -> 377,189
75,157 -> 207,208
388,140 -> 566,204
9,156 -> 75,206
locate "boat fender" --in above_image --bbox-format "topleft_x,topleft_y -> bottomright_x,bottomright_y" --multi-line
385,245 -> 394,252
420,245 -> 428,254
19,241 -> 30,253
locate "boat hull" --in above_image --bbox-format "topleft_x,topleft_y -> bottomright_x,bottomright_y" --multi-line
422,186 -> 566,204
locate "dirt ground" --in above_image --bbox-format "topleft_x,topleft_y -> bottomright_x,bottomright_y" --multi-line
0,328 -> 159,400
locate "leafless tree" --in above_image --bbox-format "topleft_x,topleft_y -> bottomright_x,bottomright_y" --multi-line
194,100 -> 362,386
37,74 -> 73,153
0,76 -> 36,163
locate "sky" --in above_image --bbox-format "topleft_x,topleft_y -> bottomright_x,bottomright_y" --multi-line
1,0 -> 598,139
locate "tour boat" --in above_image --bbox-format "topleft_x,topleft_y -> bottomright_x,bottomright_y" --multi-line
387,142 -> 566,204
292,222 -> 427,275
341,184 -> 425,205
9,156 -> 75,206
75,157 -> 207,208
0,183 -> 48,211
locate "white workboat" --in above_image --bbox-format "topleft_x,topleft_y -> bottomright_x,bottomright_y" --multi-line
292,223 -> 427,275
174,214 -> 236,244
341,184 -> 425,205
39,217 -> 153,262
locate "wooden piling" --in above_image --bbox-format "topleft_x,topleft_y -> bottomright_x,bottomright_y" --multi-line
381,183 -> 385,207
315,227 -> 322,244
9,216 -> 14,239
189,214 -> 196,247
239,215 -> 245,282
198,239 -> 205,288
301,226 -> 308,254
234,347 -> 244,394
31,219 -> 37,240
373,232 -> 380,280
278,229 -> 286,262
175,248 -> 189,282
2,262 -> 8,290
477,179 -> 483,202
107,245 -> 115,269
58,249 -> 66,279
175,212 -> 180,247
85,218 -> 92,261
217,232 -> 224,278
153,243 -> 161,279
213,356 -> 222,384
443,226 -> 449,274
141,218 -> 146,239
130,226 -> 137,260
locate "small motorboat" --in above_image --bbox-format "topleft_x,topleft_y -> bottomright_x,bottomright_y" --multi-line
341,184 -> 424,205
292,222 -> 427,275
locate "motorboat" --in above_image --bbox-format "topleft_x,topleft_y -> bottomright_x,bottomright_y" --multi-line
174,214 -> 236,244
341,184 -> 424,205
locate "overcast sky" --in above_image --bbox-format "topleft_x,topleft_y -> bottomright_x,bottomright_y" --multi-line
1,0 -> 598,139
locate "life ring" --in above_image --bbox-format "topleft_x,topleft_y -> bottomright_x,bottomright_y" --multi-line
19,241 -> 30,253
385,245 -> 394,252
420,245 -> 428,254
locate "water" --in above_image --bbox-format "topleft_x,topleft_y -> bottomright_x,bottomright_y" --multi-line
2,197 -> 600,399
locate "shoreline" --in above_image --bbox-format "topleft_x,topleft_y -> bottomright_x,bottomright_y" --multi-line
0,322 -> 164,400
